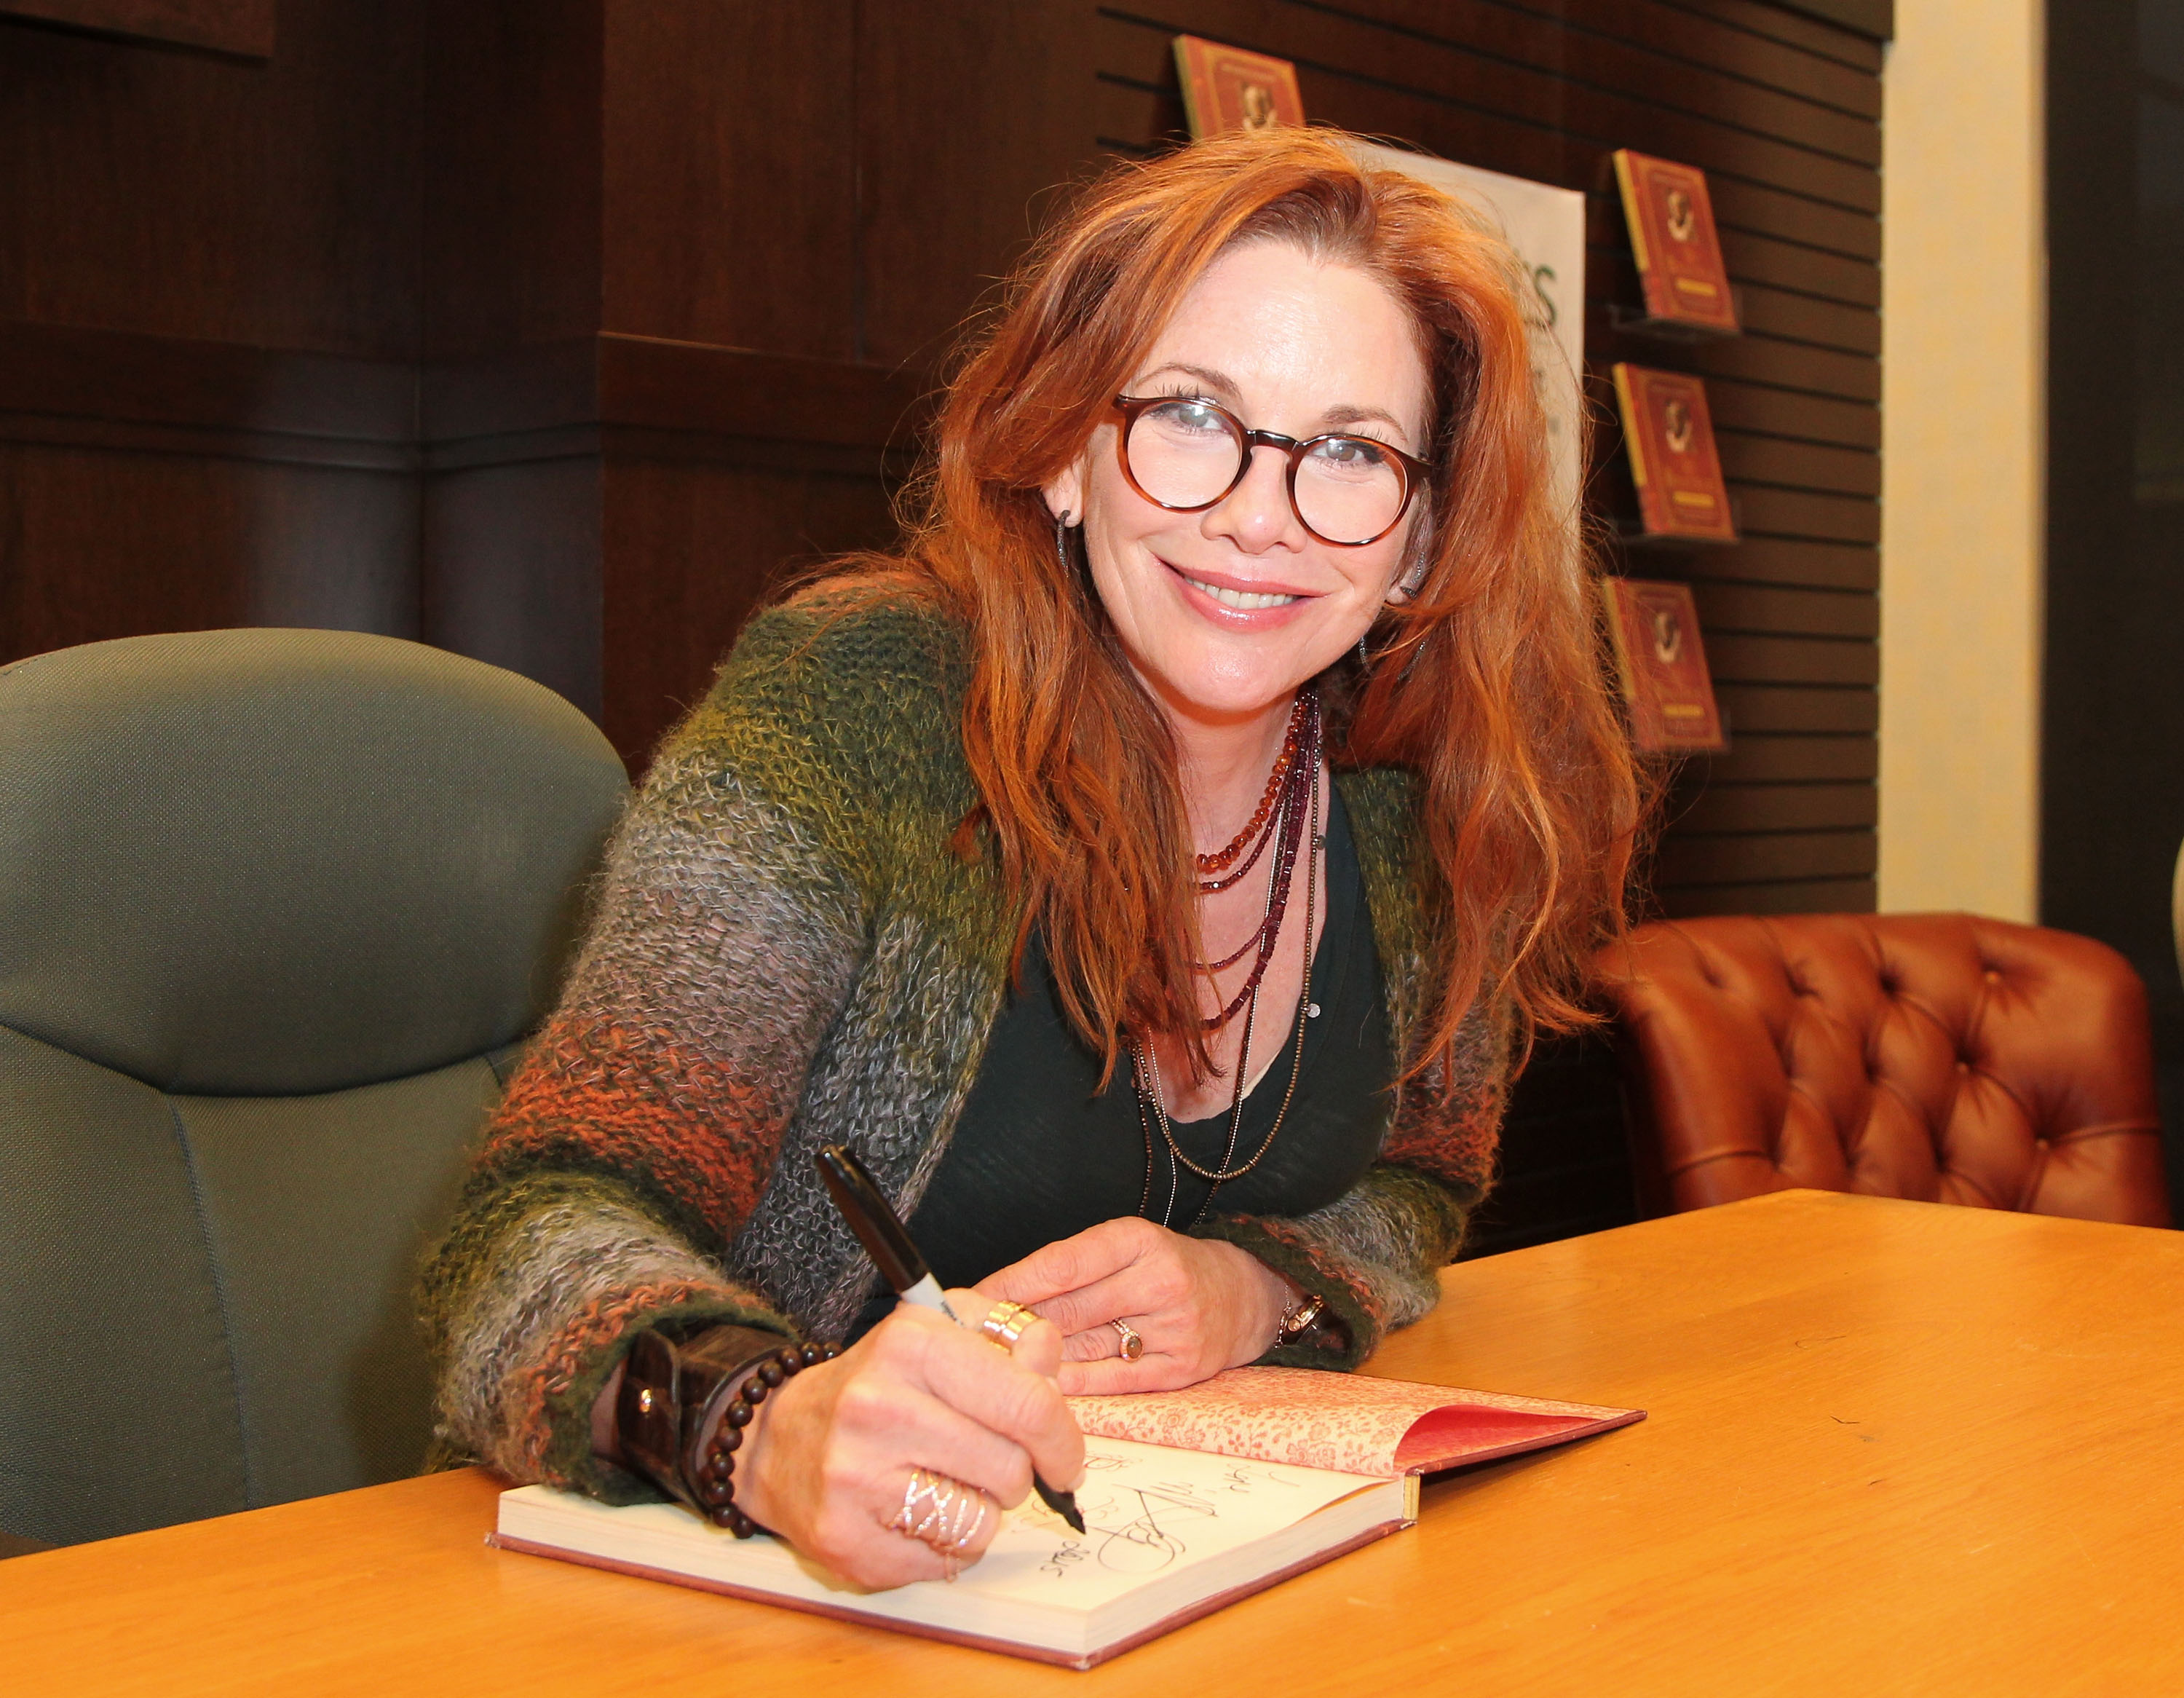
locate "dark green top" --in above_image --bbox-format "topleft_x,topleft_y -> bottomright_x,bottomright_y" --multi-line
852,789 -> 1394,1333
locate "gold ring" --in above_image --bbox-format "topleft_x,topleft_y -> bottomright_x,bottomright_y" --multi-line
890,1468 -> 992,1581
1110,1317 -> 1144,1362
978,1298 -> 1036,1350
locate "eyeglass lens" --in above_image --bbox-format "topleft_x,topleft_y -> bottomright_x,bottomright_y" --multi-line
1123,398 -> 1408,545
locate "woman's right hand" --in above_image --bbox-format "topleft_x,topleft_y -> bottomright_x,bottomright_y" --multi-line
733,1292 -> 1085,1589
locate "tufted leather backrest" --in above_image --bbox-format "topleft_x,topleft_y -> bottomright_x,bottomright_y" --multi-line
1594,912 -> 2172,1227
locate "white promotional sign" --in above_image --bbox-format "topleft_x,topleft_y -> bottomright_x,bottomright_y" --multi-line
1345,141 -> 1588,524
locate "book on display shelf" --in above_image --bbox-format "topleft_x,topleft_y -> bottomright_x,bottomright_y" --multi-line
1173,36 -> 1305,139
1601,577 -> 1730,755
492,1366 -> 1642,1669
1612,363 -> 1738,545
1612,150 -> 1739,336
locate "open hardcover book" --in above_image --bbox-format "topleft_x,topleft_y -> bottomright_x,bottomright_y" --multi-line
492,1366 -> 1642,1669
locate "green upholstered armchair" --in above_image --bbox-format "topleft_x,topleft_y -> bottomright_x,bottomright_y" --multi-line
0,629 -> 628,1547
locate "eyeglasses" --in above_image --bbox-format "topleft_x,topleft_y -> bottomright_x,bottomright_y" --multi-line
1112,394 -> 1431,547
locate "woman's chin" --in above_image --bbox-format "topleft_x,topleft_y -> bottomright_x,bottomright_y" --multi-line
1136,657 -> 1328,727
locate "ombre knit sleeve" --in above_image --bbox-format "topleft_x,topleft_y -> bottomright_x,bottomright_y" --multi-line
420,606 -> 887,1503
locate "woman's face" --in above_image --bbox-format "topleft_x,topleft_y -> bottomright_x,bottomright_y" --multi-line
1045,239 -> 1433,731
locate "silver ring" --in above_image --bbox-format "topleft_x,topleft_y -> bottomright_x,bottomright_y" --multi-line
1110,1317 -> 1144,1362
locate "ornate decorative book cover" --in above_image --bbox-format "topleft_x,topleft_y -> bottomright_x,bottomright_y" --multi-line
1173,36 -> 1305,139
1612,150 -> 1738,334
1612,363 -> 1737,543
1600,577 -> 1728,755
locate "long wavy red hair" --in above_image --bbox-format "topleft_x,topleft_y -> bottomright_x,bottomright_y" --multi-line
812,127 -> 1639,1083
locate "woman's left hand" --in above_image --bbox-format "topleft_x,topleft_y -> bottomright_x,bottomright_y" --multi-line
973,1217 -> 1295,1394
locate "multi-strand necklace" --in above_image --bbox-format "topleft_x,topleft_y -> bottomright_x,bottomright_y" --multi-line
1132,688 -> 1324,1228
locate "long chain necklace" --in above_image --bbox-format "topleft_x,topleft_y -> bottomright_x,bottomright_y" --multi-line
1131,692 -> 1324,1226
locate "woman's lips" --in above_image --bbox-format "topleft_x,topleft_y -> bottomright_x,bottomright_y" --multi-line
1164,558 -> 1315,623
1182,574 -> 1297,610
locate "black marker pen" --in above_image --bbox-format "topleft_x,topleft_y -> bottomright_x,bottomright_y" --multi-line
816,1143 -> 1086,1535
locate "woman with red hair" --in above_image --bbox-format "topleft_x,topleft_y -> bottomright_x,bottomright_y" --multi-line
424,127 -> 1639,1587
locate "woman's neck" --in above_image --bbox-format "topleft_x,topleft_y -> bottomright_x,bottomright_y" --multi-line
1162,692 -> 1301,856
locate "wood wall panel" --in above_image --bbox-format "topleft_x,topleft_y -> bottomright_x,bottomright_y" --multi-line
858,4 -> 1099,369
1671,781 -> 1875,834
601,4 -> 858,359
601,458 -> 900,760
1701,732 -> 1875,785
1704,633 -> 1878,687
1715,434 -> 1878,498
0,443 -> 417,658
422,0 -> 603,361
0,1 -> 419,356
1703,384 -> 1878,450
422,457 -> 603,720
1690,581 -> 1877,637
1717,232 -> 1878,308
0,1 -> 274,57
1657,0 -> 1886,67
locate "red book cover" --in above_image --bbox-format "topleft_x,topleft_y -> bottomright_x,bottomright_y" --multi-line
1173,36 -> 1305,139
1613,150 -> 1739,334
1601,577 -> 1728,754
1613,363 -> 1737,543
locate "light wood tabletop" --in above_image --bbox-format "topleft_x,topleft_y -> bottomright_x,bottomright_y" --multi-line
10,1189 -> 2184,1696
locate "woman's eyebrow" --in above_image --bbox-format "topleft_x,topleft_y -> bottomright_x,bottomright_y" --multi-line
1131,360 -> 1239,397
1321,403 -> 1414,446
1132,363 -> 1418,449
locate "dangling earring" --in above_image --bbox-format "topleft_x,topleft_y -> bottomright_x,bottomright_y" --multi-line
1356,633 -> 1370,669
1054,509 -> 1073,572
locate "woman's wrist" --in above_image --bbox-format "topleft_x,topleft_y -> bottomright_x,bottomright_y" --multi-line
610,1322 -> 836,1533
590,1361 -> 626,1464
1197,1239 -> 1303,1367
727,1367 -> 794,1528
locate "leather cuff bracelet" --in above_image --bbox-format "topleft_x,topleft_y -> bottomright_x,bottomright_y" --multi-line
617,1323 -> 840,1536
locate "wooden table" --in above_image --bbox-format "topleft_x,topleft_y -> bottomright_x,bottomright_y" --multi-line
11,1190 -> 2184,1695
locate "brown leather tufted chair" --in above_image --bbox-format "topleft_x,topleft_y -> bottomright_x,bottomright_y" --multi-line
1594,913 -> 2172,1226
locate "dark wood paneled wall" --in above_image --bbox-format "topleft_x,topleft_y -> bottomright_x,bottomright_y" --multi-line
1,0 -> 1885,1252
0,1 -> 275,58
0,3 -> 422,666
414,1 -> 1097,754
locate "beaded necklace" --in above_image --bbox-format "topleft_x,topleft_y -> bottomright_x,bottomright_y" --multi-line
1194,691 -> 1318,1030
1132,690 -> 1324,1228
1195,692 -> 1307,887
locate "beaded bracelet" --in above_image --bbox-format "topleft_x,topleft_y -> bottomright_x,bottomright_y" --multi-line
617,1323 -> 842,1537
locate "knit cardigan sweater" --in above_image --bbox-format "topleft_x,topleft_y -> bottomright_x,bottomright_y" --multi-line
422,593 -> 1508,1502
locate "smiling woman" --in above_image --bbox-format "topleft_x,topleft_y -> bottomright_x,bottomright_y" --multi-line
420,127 -> 1642,1592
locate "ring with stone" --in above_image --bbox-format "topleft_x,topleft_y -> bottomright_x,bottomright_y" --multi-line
1110,1316 -> 1144,1362
978,1298 -> 1037,1350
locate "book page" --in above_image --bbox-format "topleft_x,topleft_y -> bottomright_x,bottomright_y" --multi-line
499,1437 -> 1398,1657
946,1436 -> 1372,1611
1069,1366 -> 1639,1477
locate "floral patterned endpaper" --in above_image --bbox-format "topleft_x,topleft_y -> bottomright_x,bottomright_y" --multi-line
1069,1366 -> 1642,1477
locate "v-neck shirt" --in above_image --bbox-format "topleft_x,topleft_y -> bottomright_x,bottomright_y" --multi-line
848,786 -> 1395,1336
